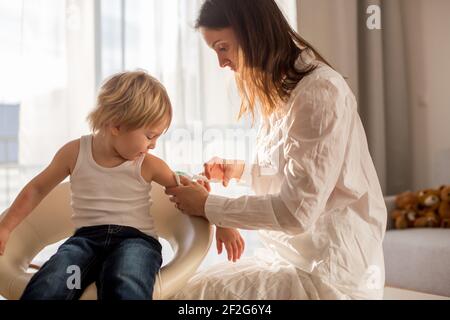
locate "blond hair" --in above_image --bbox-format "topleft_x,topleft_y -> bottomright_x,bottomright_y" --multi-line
87,70 -> 172,133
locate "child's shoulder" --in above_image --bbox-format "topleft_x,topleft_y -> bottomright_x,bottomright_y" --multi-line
59,139 -> 80,158
141,153 -> 165,182
141,153 -> 160,182
63,138 -> 81,151
58,139 -> 81,174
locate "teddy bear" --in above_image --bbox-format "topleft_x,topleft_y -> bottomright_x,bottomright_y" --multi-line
417,188 -> 441,213
413,211 -> 440,228
438,185 -> 450,228
395,191 -> 419,210
392,191 -> 420,229
392,186 -> 450,229
413,188 -> 442,228
392,208 -> 417,229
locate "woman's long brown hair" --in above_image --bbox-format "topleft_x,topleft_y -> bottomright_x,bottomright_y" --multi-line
196,0 -> 331,121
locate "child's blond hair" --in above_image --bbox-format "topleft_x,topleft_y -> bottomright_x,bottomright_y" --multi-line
88,70 -> 172,133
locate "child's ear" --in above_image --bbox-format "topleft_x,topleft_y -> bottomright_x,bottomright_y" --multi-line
109,124 -> 121,136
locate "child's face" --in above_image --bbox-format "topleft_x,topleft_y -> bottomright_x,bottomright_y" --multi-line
112,121 -> 167,160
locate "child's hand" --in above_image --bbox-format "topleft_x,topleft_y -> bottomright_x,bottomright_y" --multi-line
215,227 -> 245,262
0,224 -> 11,256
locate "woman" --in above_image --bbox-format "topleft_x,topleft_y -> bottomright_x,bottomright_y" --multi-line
166,0 -> 387,299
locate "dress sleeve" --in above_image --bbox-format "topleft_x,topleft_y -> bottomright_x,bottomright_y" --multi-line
235,162 -> 256,186
205,78 -> 352,234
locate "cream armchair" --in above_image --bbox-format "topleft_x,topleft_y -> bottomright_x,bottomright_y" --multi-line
0,182 -> 213,300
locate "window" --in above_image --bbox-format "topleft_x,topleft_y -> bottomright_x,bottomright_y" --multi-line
0,104 -> 20,210
0,1 -> 22,211
0,104 -> 19,164
0,0 -> 298,270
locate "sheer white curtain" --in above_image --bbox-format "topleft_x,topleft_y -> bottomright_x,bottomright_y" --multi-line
0,0 -> 298,269
0,0 -> 297,196
99,0 -> 298,267
100,0 -> 246,176
19,0 -> 95,167
0,0 -> 95,212
101,0 -> 298,175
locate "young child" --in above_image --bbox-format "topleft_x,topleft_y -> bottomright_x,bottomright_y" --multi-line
0,70 -> 244,300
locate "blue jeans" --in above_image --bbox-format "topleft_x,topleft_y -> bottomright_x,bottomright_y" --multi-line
20,225 -> 162,300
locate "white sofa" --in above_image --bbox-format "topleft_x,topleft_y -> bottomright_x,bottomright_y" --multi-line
383,196 -> 450,297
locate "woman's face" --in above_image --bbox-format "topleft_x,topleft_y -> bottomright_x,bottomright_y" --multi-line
200,27 -> 239,72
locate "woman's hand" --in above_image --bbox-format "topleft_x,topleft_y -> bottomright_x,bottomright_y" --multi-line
194,177 -> 211,192
166,175 -> 209,217
0,224 -> 11,256
203,157 -> 245,187
215,227 -> 245,262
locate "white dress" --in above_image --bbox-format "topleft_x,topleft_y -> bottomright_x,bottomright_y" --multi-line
174,52 -> 387,300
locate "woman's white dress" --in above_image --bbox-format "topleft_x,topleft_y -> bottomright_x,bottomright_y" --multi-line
174,52 -> 387,300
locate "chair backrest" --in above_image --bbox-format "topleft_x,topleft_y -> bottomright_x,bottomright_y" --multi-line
0,182 -> 212,299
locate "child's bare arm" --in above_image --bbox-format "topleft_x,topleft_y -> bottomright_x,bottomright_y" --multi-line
0,140 -> 79,233
141,154 -> 178,188
215,227 -> 245,262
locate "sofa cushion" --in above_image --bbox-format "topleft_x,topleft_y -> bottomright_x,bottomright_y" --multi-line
383,229 -> 450,297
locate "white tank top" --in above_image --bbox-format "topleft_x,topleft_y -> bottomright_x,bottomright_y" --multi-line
70,135 -> 157,238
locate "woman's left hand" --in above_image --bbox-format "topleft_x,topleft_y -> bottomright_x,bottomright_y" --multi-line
165,175 -> 209,217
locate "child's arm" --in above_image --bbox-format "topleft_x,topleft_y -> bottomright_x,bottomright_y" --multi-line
215,226 -> 245,262
141,155 -> 246,262
0,140 -> 79,254
141,154 -> 178,187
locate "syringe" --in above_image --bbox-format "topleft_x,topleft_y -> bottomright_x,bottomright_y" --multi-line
174,171 -> 210,186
